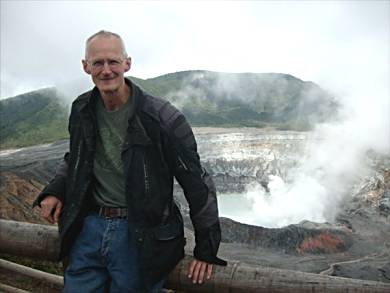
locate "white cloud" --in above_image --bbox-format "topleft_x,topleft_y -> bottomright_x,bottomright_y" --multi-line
1,0 -> 389,98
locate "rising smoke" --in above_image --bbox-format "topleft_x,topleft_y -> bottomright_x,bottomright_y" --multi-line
217,65 -> 389,228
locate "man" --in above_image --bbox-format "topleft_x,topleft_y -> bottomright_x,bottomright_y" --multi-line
34,30 -> 226,292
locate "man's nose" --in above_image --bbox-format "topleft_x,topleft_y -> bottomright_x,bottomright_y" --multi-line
101,62 -> 112,74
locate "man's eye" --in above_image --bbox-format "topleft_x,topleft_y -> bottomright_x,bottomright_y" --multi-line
109,60 -> 120,65
93,61 -> 104,67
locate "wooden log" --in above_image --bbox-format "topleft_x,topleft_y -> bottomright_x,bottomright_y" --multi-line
1,219 -> 390,292
167,256 -> 390,292
0,259 -> 63,286
0,283 -> 31,293
0,219 -> 59,261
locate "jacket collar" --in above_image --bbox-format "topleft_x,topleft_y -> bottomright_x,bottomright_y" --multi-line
74,78 -> 146,114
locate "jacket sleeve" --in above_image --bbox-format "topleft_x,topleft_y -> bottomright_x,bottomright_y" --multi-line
33,105 -> 76,208
33,153 -> 69,207
160,102 -> 227,266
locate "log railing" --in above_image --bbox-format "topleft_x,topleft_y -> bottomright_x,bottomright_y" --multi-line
1,219 -> 389,293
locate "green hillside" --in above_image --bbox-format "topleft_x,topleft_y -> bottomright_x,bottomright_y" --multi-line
129,71 -> 337,128
0,71 -> 337,149
0,88 -> 69,149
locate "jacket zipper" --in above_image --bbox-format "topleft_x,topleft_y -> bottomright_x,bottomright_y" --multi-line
72,143 -> 81,183
144,155 -> 151,198
177,155 -> 189,171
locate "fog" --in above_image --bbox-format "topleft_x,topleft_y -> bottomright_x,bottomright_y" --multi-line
218,57 -> 389,227
1,1 -> 388,99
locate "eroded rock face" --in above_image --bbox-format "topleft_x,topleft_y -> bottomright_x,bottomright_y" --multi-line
0,141 -> 67,224
0,140 -> 66,184
329,260 -> 390,283
349,152 -> 390,217
0,172 -> 44,224
196,129 -> 308,193
217,218 -> 352,254
0,129 -> 389,283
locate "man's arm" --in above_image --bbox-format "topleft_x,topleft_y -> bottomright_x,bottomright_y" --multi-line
159,102 -> 227,283
34,102 -> 77,223
33,153 -> 69,223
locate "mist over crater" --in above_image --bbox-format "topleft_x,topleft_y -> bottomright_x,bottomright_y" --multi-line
176,128 -> 334,228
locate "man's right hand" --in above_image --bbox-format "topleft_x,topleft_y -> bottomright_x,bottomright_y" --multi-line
39,196 -> 63,224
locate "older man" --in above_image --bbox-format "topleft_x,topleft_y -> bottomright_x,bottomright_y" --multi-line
34,30 -> 226,292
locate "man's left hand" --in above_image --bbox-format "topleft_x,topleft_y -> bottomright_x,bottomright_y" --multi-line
188,259 -> 213,284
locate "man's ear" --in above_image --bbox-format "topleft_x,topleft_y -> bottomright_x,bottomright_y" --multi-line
124,57 -> 131,72
82,60 -> 91,74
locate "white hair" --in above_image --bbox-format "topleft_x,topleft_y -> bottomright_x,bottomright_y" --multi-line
85,30 -> 128,59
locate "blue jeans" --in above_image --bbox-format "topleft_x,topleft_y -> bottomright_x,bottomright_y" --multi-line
64,214 -> 165,293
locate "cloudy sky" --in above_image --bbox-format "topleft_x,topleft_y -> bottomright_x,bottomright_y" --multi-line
1,0 -> 389,99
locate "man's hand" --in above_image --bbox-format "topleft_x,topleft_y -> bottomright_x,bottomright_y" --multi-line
188,258 -> 213,284
39,196 -> 62,224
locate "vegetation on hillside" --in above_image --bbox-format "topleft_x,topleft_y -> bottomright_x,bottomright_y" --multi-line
129,71 -> 337,130
0,88 -> 69,149
0,71 -> 337,149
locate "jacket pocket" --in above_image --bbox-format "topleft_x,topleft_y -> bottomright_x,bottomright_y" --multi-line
140,222 -> 186,283
153,222 -> 184,241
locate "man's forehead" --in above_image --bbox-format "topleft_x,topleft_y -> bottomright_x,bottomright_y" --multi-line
86,36 -> 124,57
88,35 -> 122,48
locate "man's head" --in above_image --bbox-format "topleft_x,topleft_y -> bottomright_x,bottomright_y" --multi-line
82,30 -> 131,94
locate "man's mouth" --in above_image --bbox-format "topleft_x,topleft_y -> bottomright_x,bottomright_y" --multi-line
100,77 -> 115,81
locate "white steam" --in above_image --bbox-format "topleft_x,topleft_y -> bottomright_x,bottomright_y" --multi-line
219,74 -> 389,228
219,175 -> 327,228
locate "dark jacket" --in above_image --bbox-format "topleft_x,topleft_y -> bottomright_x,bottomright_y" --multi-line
34,79 -> 226,288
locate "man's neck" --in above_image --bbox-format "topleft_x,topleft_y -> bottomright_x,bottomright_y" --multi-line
100,83 -> 131,112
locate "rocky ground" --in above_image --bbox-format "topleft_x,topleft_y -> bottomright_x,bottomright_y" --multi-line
0,129 -> 389,290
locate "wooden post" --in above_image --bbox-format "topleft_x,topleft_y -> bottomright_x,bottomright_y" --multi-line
1,219 -> 390,292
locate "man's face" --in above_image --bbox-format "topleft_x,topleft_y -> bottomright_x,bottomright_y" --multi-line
82,36 -> 131,93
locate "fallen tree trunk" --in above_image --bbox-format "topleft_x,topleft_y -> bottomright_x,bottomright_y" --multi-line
1,219 -> 389,292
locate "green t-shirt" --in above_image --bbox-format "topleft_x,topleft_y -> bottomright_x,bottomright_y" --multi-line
92,92 -> 134,207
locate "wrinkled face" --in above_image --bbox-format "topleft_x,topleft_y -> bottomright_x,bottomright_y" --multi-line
82,36 -> 131,93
